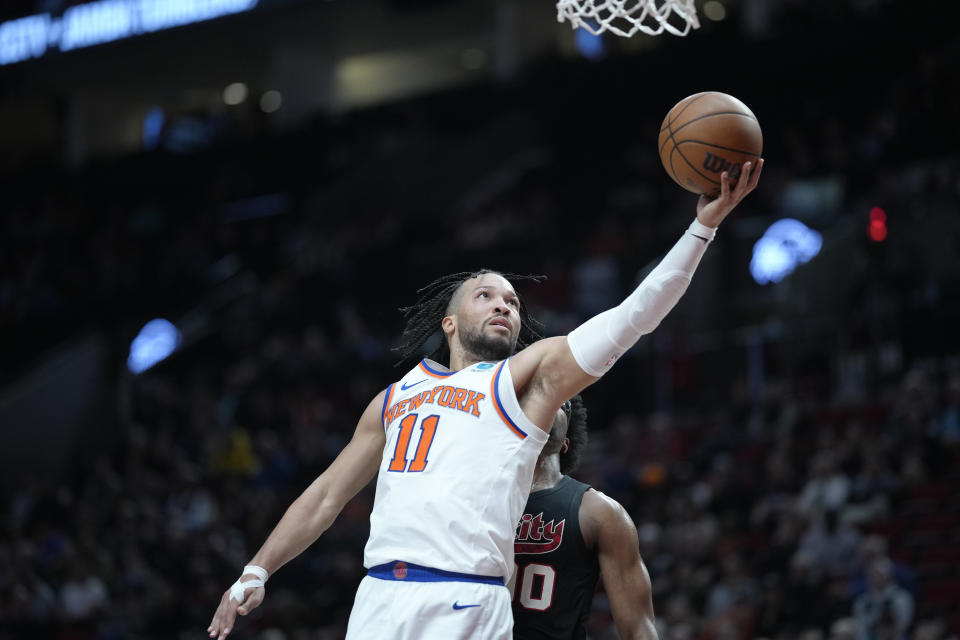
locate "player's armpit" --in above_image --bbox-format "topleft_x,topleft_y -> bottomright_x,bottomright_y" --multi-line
583,490 -> 660,640
508,336 -> 599,431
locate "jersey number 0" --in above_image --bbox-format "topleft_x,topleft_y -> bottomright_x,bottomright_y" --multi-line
510,563 -> 557,611
388,413 -> 439,472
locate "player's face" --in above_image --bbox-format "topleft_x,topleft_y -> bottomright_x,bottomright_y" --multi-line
452,273 -> 521,361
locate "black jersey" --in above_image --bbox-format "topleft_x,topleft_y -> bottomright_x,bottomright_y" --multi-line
511,475 -> 600,640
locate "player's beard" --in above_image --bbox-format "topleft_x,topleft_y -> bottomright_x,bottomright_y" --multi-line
460,324 -> 516,362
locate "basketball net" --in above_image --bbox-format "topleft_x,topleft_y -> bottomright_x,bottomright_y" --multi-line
557,0 -> 700,37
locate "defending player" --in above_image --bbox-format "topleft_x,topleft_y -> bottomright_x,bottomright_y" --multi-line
512,396 -> 658,640
207,161 -> 763,640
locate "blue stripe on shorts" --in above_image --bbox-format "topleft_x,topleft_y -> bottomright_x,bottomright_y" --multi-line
367,561 -> 504,586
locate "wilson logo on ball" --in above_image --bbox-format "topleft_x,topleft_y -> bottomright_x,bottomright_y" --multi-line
701,152 -> 742,179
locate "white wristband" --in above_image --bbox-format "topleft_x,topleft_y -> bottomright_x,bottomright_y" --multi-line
688,218 -> 717,242
229,565 -> 269,603
567,218 -> 713,377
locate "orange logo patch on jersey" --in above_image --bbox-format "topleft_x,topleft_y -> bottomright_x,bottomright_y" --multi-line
393,562 -> 408,579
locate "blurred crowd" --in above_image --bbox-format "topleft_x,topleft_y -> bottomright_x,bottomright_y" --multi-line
3,326 -> 960,640
587,360 -> 960,640
2,5 -> 960,640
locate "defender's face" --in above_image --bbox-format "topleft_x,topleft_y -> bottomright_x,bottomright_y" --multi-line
448,273 -> 521,360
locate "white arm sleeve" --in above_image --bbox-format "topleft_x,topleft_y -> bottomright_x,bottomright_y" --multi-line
566,219 -> 716,377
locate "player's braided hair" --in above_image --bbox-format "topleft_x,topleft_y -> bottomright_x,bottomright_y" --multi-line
559,394 -> 588,475
394,269 -> 544,367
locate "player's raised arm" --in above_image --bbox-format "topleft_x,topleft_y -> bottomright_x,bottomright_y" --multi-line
582,490 -> 659,640
206,389 -> 388,640
511,160 -> 763,422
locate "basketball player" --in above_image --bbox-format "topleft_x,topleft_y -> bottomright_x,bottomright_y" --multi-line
207,161 -> 763,640
512,396 -> 657,640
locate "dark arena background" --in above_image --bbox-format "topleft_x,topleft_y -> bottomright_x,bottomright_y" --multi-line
2,0 -> 959,638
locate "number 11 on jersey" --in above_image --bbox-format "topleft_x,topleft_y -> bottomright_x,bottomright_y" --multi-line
388,413 -> 439,472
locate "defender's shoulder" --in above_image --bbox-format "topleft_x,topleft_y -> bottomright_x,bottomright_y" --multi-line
580,488 -> 636,549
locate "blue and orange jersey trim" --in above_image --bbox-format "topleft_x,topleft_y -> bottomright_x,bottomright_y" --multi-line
418,360 -> 456,379
381,383 -> 396,430
491,361 -> 528,439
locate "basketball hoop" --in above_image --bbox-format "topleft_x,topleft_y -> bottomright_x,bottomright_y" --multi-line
557,0 -> 700,38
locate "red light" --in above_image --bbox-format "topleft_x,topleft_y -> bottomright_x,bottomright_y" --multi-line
869,206 -> 887,223
867,206 -> 888,242
868,220 -> 887,242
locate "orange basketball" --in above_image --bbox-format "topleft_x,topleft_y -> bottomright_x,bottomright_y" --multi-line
657,91 -> 763,196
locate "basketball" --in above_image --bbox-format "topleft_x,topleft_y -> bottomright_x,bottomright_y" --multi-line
658,91 -> 763,196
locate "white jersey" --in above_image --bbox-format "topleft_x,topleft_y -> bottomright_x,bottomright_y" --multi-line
363,358 -> 548,578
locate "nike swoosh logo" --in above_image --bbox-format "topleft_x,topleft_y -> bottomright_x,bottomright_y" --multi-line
400,379 -> 428,390
452,602 -> 480,610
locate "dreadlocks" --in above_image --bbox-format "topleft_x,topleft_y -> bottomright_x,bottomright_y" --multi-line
394,269 -> 544,367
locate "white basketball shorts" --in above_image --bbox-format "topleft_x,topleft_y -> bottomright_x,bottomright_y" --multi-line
345,562 -> 513,640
